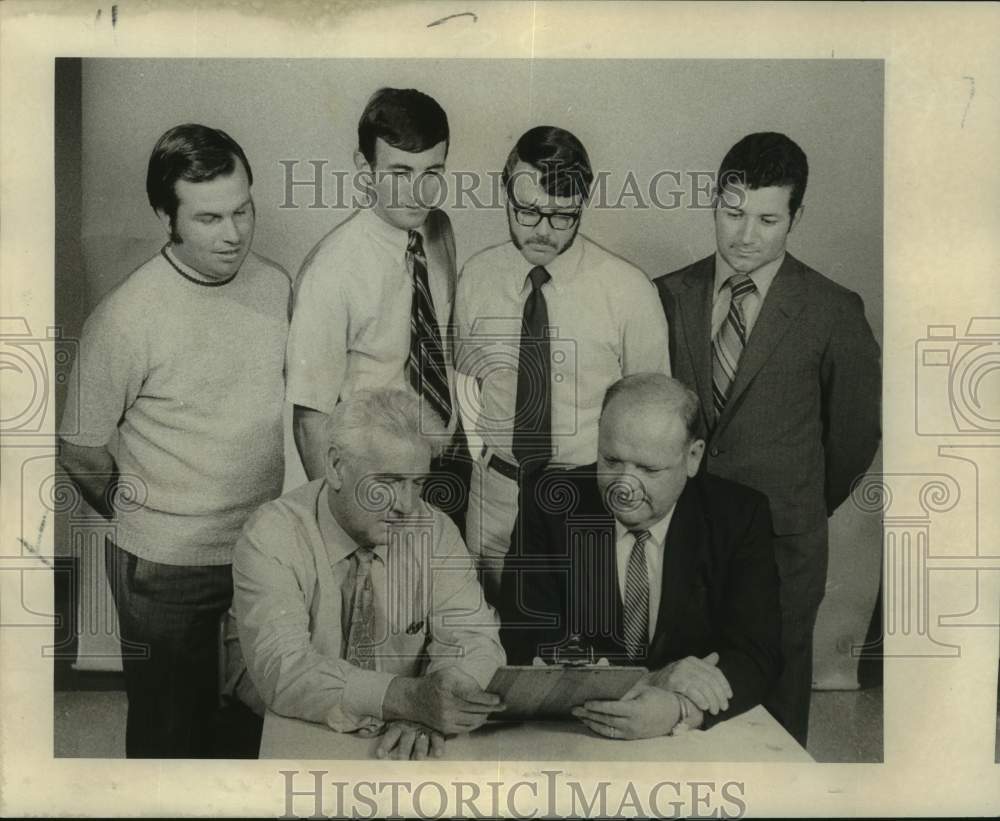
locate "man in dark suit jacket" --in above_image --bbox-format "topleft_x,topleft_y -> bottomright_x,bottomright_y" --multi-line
654,132 -> 881,745
501,374 -> 781,739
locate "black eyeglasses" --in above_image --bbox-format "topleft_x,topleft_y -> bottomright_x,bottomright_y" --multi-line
509,194 -> 582,231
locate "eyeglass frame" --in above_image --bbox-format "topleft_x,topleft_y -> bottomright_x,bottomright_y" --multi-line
506,188 -> 583,231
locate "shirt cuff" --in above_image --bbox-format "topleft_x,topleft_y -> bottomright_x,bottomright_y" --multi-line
342,667 -> 396,720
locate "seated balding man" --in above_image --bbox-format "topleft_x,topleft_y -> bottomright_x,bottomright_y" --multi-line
229,389 -> 505,760
500,374 -> 781,738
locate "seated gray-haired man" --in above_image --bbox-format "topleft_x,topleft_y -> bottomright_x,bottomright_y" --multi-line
228,389 -> 505,760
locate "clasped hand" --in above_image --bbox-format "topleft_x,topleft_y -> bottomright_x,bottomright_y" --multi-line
648,651 -> 732,715
572,651 -> 732,740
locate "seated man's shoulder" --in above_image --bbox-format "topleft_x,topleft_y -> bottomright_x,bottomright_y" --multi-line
523,464 -> 606,519
418,502 -> 475,560
692,471 -> 770,518
238,481 -> 325,559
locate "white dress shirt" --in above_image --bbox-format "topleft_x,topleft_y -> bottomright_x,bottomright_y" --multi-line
231,479 -> 504,731
454,235 -> 671,467
285,207 -> 457,426
614,509 -> 675,641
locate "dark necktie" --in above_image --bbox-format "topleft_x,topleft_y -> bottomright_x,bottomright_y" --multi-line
711,273 -> 757,418
345,547 -> 376,670
405,230 -> 452,425
512,265 -> 552,472
623,529 -> 651,661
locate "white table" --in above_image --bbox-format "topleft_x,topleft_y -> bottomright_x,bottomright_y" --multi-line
260,705 -> 812,762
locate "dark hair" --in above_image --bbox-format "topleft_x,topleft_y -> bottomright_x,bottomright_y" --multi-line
146,123 -> 252,224
716,132 -> 809,216
502,126 -> 593,201
357,88 -> 449,166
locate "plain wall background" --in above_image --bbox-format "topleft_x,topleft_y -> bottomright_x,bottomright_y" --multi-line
62,57 -> 883,687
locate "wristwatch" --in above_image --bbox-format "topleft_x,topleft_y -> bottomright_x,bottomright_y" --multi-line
670,692 -> 692,736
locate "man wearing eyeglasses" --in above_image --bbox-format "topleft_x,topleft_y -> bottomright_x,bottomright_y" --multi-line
454,126 -> 671,604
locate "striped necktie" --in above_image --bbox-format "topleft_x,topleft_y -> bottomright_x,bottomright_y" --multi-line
623,529 -> 651,661
711,273 -> 757,418
345,547 -> 376,670
406,230 -> 452,425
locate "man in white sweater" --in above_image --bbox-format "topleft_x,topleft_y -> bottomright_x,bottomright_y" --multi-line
58,123 -> 291,757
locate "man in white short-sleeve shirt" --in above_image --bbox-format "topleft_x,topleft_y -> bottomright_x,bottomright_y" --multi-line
286,88 -> 471,530
454,126 -> 672,603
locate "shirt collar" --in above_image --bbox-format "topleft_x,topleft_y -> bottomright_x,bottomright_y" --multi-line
614,504 -> 676,552
514,233 -> 585,297
713,250 -> 785,301
359,206 -> 418,255
317,481 -> 387,565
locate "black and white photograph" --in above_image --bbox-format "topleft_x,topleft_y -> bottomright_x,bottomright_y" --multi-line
50,55 -> 883,763
1,2 -> 998,818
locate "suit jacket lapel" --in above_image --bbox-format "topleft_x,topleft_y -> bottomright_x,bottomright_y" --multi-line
717,254 -> 807,432
676,257 -> 716,432
649,483 -> 701,658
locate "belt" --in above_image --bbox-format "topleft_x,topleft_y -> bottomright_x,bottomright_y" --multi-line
482,446 -> 519,482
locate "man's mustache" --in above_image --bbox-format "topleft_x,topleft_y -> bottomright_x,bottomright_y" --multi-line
526,238 -> 557,249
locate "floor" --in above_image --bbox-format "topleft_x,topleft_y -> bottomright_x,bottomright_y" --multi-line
53,683 -> 886,761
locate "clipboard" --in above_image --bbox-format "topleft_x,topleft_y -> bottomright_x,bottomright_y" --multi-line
486,664 -> 647,720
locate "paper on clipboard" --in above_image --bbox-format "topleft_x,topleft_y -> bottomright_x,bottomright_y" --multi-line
486,665 -> 648,720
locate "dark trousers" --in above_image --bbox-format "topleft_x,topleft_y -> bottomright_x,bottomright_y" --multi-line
764,521 -> 829,748
104,540 -> 233,758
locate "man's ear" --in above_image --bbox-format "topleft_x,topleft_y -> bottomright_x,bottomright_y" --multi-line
686,439 -> 706,478
789,205 -> 805,233
326,445 -> 344,492
353,149 -> 370,173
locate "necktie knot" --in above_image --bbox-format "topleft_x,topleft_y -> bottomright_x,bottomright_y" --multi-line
407,230 -> 425,257
528,266 -> 551,292
630,529 -> 651,550
353,546 -> 375,570
727,273 -> 756,304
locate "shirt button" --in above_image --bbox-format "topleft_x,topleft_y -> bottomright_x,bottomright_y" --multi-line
710,446 -> 721,457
